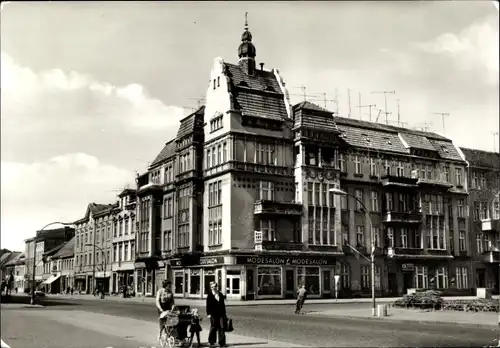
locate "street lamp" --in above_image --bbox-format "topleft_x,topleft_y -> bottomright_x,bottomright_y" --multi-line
85,243 -> 107,299
31,222 -> 75,305
330,187 -> 377,317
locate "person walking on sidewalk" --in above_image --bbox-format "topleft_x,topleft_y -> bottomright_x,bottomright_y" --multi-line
188,308 -> 202,348
206,281 -> 227,347
295,284 -> 308,314
156,280 -> 175,342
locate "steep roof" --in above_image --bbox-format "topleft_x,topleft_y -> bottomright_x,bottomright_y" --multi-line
460,148 -> 500,170
150,139 -> 176,168
52,237 -> 75,259
177,106 -> 205,140
224,63 -> 288,120
225,63 -> 282,92
43,243 -> 65,257
293,101 -> 339,132
4,252 -> 23,267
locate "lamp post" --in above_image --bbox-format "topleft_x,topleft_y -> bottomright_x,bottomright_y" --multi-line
31,222 -> 75,305
85,243 -> 107,298
330,187 -> 377,317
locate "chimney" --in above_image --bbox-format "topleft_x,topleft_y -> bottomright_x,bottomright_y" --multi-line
259,63 -> 264,71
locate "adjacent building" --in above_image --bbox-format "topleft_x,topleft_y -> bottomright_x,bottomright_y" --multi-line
1,252 -> 23,292
74,203 -> 115,294
50,237 -> 76,293
110,189 -> 137,294
460,147 -> 500,293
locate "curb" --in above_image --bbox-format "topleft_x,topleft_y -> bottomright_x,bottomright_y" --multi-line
306,311 -> 499,329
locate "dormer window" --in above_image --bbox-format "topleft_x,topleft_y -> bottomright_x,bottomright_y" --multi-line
441,146 -> 449,153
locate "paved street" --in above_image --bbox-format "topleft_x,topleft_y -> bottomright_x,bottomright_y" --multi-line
2,296 -> 498,347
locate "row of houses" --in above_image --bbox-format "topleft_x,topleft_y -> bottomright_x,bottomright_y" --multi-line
4,21 -> 499,300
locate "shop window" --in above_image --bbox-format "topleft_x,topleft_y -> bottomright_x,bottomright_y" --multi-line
190,269 -> 201,295
174,271 -> 184,295
435,266 -> 448,289
204,269 -> 216,295
257,266 -> 281,296
297,267 -> 320,295
414,266 -> 428,289
323,270 -> 331,292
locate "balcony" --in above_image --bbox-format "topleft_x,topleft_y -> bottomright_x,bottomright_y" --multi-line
386,247 -> 453,259
261,240 -> 305,251
416,178 -> 453,189
254,200 -> 302,216
481,219 -> 500,232
383,211 -> 422,224
381,175 -> 418,188
478,250 -> 500,263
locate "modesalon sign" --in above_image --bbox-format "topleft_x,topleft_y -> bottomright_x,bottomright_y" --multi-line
236,255 -> 336,266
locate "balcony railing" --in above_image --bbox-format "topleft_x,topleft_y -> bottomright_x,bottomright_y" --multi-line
254,200 -> 303,216
261,240 -> 305,251
383,211 -> 422,224
481,219 -> 500,232
478,250 -> 500,263
416,178 -> 454,189
386,247 -> 452,259
381,175 -> 418,188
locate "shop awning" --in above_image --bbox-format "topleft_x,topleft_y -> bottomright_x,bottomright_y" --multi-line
42,274 -> 60,285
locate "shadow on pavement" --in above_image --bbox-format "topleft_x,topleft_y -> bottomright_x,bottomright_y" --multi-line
0,294 -> 80,307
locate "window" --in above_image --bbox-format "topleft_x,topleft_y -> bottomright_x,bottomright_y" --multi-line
472,172 -> 478,188
370,158 -> 377,176
372,226 -> 380,247
371,191 -> 379,211
426,165 -> 433,180
455,267 -> 468,289
435,267 -> 448,289
387,227 -> 394,248
414,229 -> 422,248
260,220 -> 275,241
459,231 -> 466,251
457,199 -> 464,218
307,183 -> 313,205
207,149 -> 211,169
355,189 -> 363,211
338,153 -> 346,172
414,266 -> 428,289
314,183 -> 320,205
493,201 -> 500,220
400,228 -> 408,248
259,181 -> 275,201
340,194 -> 348,210
384,160 -> 391,176
455,167 -> 462,186
354,155 -> 361,174
321,184 -> 327,206
178,224 -> 189,248
426,216 -> 445,249
340,263 -> 350,290
163,230 -> 172,251
397,161 -> 404,177
356,226 -> 364,246
208,181 -> 223,246
210,116 -> 223,132
223,142 -> 227,162
258,266 -> 282,296
256,143 -> 276,165
476,233 -> 483,253
190,269 -> 201,295
480,201 -> 488,220
124,244 -> 129,261
479,172 -> 486,189
386,193 -> 394,211
443,166 -> 449,182
361,265 -> 370,289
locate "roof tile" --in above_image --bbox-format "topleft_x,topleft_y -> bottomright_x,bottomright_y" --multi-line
52,237 -> 75,259
225,63 -> 282,92
460,147 -> 500,169
150,139 -> 176,167
233,89 -> 288,119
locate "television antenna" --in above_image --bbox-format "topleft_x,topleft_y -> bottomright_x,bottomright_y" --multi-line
375,108 -> 383,123
432,112 -> 450,135
358,104 -> 376,122
347,89 -> 352,118
371,90 -> 395,124
188,97 -> 205,108
492,131 -> 499,152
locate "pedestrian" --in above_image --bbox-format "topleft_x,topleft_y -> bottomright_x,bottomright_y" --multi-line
71,287 -> 74,295
188,308 -> 202,348
15,287 -> 18,294
295,284 -> 308,314
156,280 -> 175,342
206,281 -> 227,347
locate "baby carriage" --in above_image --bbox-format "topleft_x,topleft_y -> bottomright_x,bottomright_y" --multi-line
159,305 -> 194,348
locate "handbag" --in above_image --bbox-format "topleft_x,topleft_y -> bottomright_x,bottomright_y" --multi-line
225,318 -> 234,332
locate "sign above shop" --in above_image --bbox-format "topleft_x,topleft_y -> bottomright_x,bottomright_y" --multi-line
401,263 -> 414,272
169,256 -> 225,267
236,255 -> 336,266
199,256 -> 225,266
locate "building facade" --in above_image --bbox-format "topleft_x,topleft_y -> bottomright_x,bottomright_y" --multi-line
460,148 -> 500,293
111,189 -> 137,294
49,237 -> 75,293
74,203 -> 115,294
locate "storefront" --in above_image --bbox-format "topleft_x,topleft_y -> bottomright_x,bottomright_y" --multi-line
134,258 -> 165,296
170,253 -> 339,300
75,274 -> 86,293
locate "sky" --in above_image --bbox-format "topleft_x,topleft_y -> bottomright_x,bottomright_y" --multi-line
1,1 -> 498,251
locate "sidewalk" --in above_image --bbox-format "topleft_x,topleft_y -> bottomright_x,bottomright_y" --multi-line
24,309 -> 306,347
48,293 -> 499,307
310,305 -> 500,328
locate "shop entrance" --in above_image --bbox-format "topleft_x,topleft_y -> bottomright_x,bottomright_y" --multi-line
226,275 -> 241,298
285,269 -> 295,299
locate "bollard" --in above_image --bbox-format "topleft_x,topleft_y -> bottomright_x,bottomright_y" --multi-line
377,304 -> 388,317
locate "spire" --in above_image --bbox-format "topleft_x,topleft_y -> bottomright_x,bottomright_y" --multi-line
238,12 -> 256,75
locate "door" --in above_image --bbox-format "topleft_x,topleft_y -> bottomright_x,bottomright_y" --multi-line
403,272 -> 413,293
226,275 -> 241,298
477,269 -> 486,288
285,269 -> 295,298
246,269 -> 254,299
323,270 -> 331,295
388,273 -> 397,295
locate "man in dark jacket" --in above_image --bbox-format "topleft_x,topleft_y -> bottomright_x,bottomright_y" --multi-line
206,281 -> 227,347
